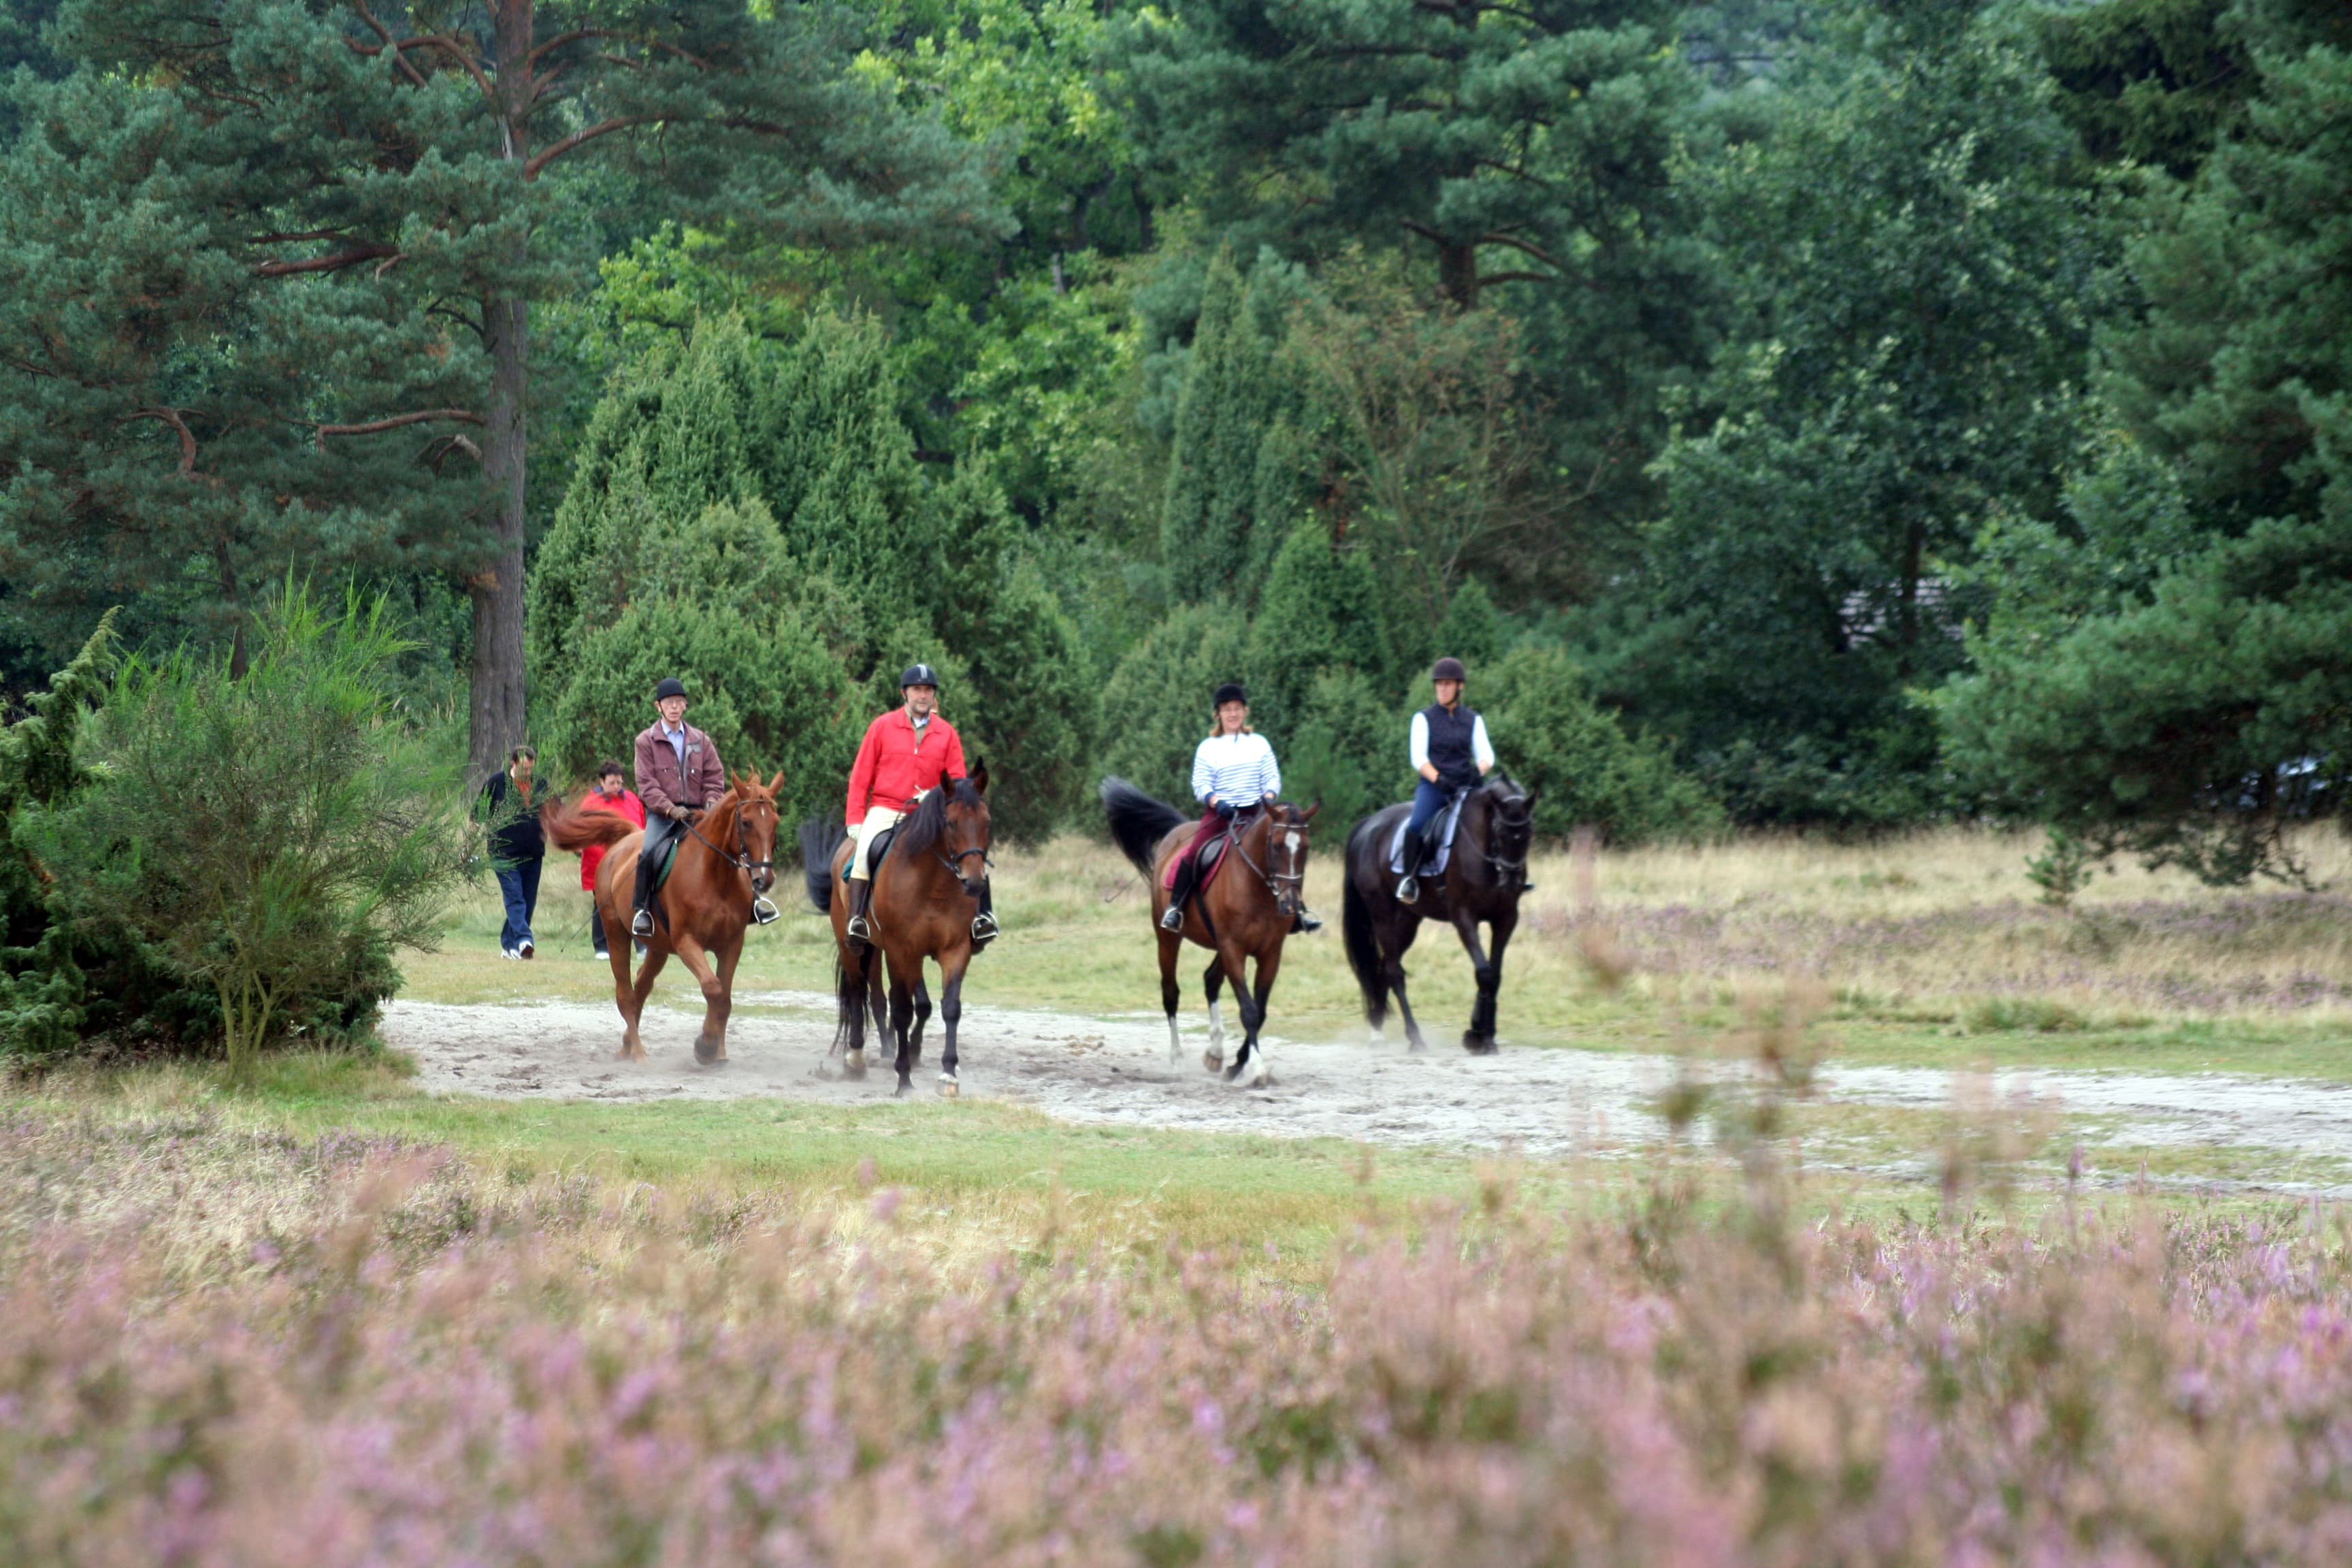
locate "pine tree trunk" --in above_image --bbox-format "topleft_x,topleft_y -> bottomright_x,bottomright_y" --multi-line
468,0 -> 536,787
1437,240 -> 1480,311
470,289 -> 529,786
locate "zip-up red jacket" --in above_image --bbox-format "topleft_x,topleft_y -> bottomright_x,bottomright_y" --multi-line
845,708 -> 967,826
578,786 -> 647,889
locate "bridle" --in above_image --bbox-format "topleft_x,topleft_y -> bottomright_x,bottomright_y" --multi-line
934,805 -> 992,886
1480,779 -> 1533,888
1232,804 -> 1309,915
688,798 -> 777,886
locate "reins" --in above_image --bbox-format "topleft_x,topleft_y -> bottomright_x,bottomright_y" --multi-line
686,797 -> 776,881
1230,806 -> 1307,911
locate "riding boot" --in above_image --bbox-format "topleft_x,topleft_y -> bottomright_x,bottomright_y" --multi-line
970,879 -> 1000,946
1396,831 -> 1428,903
845,876 -> 875,946
1293,906 -> 1324,934
630,843 -> 659,938
1160,858 -> 1194,932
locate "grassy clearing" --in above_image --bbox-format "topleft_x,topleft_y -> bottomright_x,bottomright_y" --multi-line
416,828 -> 2352,1079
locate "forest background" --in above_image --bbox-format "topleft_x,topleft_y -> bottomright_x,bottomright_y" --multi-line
0,0 -> 2345,876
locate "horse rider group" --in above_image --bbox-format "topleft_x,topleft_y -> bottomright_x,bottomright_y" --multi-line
623,664 -> 998,949
608,653 -> 1492,944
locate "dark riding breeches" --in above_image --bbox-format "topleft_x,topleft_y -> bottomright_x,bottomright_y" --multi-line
1406,779 -> 1454,840
633,812 -> 689,917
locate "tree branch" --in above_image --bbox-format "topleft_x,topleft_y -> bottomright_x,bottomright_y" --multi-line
348,4 -> 429,88
1476,231 -> 1567,271
122,407 -> 199,475
256,242 -> 400,278
1473,270 -> 1554,289
524,116 -> 654,178
311,408 -> 484,450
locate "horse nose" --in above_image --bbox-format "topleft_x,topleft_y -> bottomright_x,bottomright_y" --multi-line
755,870 -> 774,892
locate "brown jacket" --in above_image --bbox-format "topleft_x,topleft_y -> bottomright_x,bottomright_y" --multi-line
634,721 -> 726,817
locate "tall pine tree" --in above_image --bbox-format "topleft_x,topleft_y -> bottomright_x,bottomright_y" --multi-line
0,1 -> 997,781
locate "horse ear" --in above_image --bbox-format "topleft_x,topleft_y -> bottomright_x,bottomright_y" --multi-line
766,770 -> 783,796
970,761 -> 990,796
1303,800 -> 1322,821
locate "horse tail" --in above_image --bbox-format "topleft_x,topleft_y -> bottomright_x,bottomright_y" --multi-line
1100,777 -> 1186,880
798,820 -> 840,913
1341,862 -> 1388,1031
542,796 -> 636,853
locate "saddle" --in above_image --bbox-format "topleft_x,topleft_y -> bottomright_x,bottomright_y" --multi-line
1388,789 -> 1470,877
866,823 -> 898,872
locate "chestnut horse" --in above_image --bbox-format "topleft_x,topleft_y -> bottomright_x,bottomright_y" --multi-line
542,771 -> 783,1064
1100,778 -> 1316,1088
800,768 -> 992,1097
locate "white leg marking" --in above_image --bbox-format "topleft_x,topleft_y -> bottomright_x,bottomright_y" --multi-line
1166,1013 -> 1182,1066
1207,999 -> 1226,1054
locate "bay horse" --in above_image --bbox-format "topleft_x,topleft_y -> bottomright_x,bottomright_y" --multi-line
800,768 -> 992,1097
542,771 -> 783,1064
1341,772 -> 1535,1053
1100,778 -> 1316,1088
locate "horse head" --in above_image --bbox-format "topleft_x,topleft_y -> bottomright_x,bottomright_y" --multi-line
1480,772 -> 1535,886
728,769 -> 785,896
1258,800 -> 1318,921
941,766 -> 992,898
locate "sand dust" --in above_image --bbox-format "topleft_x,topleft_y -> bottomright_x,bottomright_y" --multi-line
378,992 -> 2352,1192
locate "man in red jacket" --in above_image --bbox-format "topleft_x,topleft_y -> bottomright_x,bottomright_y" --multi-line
843,663 -> 996,947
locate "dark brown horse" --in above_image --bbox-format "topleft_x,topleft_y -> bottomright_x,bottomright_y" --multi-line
1341,772 -> 1535,1053
1100,779 -> 1316,1087
801,769 -> 992,1097
543,771 -> 784,1064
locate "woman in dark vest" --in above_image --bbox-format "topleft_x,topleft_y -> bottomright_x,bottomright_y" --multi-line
1397,656 -> 1496,902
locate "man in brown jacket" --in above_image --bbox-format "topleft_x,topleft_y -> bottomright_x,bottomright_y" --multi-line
630,676 -> 730,938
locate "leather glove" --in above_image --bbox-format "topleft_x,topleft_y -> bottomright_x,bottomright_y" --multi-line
1214,799 -> 1237,822
667,804 -> 691,822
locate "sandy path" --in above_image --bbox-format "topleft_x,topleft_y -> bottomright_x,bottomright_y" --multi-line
378,994 -> 2352,1191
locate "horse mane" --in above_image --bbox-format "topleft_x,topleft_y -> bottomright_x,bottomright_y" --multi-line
894,775 -> 984,862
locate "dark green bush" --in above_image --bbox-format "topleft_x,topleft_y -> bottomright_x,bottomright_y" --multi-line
1482,644 -> 1724,845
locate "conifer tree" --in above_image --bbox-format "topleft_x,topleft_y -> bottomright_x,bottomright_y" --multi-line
0,1 -> 996,782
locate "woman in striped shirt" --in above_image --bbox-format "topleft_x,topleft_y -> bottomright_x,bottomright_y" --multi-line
1161,683 -> 1322,933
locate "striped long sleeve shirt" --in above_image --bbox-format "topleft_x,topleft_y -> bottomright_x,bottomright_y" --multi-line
1191,732 -> 1281,806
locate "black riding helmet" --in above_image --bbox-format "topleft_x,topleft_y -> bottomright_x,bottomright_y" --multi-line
1430,657 -> 1467,683
1212,681 -> 1247,708
653,676 -> 688,702
900,662 -> 941,690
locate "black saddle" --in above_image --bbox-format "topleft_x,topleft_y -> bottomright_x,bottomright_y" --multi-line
866,823 -> 898,871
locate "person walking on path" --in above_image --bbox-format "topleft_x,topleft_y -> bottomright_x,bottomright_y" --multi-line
480,745 -> 546,959
1396,655 -> 1495,902
577,759 -> 645,958
1162,682 -> 1321,934
630,677 -> 731,940
842,663 -> 998,947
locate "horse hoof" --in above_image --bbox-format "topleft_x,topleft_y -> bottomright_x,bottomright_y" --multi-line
694,1038 -> 721,1066
937,1075 -> 959,1099
894,1081 -> 913,1099
844,1049 -> 866,1080
1462,1035 -> 1498,1056
1202,1050 -> 1223,1075
1407,1037 -> 1428,1055
1222,1059 -> 1247,1084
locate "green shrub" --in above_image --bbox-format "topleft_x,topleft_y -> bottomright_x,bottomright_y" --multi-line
1097,604 -> 1255,806
29,589 -> 470,1071
1481,644 -> 1724,845
1282,667 -> 1408,826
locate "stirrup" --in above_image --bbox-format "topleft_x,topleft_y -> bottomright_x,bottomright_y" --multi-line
751,894 -> 780,926
1396,876 -> 1419,902
1159,903 -> 1183,932
846,913 -> 872,944
630,908 -> 655,938
970,910 -> 1000,944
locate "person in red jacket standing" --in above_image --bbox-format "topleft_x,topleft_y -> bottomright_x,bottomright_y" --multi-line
576,760 -> 645,957
843,663 -> 998,947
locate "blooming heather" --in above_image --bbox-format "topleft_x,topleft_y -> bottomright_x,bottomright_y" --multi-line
6,1117 -> 2352,1564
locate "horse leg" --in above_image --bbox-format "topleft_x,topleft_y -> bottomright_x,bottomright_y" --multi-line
1471,905 -> 1518,1053
886,958 -> 917,1096
707,936 -> 743,1064
1226,943 -> 1281,1088
670,933 -> 728,1066
621,941 -> 670,1061
909,974 -> 932,1068
1158,928 -> 1185,1068
1385,915 -> 1429,1054
1452,912 -> 1499,1054
1217,940 -> 1260,1085
936,953 -> 970,1098
1203,958 -> 1228,1071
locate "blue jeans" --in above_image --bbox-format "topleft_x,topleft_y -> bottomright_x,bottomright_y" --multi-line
495,858 -> 541,952
1406,779 -> 1454,838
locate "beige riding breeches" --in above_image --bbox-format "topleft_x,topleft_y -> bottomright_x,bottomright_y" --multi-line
847,804 -> 907,881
